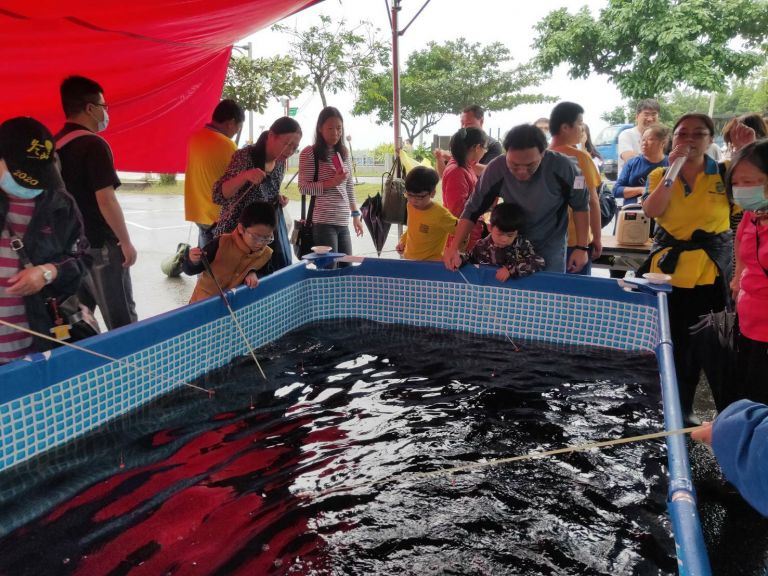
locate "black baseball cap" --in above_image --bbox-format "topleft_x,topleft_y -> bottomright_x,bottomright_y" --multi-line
0,116 -> 58,190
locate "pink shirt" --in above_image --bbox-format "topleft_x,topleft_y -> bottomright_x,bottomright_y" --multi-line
736,212 -> 768,342
0,198 -> 35,362
442,160 -> 482,251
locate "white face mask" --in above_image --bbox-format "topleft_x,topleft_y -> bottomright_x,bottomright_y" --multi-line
90,105 -> 109,133
96,108 -> 109,133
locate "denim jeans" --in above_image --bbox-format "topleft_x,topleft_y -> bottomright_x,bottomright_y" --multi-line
79,240 -> 138,330
313,223 -> 352,267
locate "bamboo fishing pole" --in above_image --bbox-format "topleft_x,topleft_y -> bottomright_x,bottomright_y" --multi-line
0,318 -> 210,395
200,252 -> 267,380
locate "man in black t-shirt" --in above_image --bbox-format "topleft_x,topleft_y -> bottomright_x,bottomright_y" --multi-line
55,75 -> 138,329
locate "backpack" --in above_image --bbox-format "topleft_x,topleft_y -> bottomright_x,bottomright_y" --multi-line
598,181 -> 618,228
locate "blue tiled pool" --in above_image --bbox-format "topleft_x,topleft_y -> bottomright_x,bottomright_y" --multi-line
0,259 -> 710,574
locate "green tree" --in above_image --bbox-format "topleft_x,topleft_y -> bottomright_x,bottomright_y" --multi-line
600,106 -> 628,125
353,38 -> 553,142
273,15 -> 389,108
607,65 -> 768,126
223,54 -> 307,114
533,0 -> 768,100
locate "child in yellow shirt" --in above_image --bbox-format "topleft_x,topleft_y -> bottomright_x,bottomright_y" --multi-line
396,166 -> 457,261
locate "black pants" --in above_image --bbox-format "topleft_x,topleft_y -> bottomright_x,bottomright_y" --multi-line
735,333 -> 768,405
667,283 -> 726,417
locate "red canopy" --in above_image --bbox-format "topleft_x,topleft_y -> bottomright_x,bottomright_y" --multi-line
1,1 -> 318,172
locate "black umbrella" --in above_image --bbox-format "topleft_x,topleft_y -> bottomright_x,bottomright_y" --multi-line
361,193 -> 391,256
689,309 -> 739,411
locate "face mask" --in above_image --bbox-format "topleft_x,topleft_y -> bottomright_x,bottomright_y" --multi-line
90,106 -> 109,132
0,170 -> 43,199
96,108 -> 110,133
733,185 -> 768,212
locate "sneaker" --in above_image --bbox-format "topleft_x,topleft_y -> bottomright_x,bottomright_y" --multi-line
161,242 -> 190,278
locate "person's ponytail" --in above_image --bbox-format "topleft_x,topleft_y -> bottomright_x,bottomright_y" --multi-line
449,127 -> 488,168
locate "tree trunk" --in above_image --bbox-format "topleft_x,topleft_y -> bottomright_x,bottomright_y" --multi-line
318,85 -> 327,108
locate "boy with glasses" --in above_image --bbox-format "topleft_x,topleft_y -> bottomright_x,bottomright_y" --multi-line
396,166 -> 457,261
184,201 -> 275,303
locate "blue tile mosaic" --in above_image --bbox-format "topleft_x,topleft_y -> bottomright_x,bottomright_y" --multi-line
0,268 -> 659,471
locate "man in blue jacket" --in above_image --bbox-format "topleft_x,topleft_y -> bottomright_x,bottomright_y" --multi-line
693,399 -> 768,517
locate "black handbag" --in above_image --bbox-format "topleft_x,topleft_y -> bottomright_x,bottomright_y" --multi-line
598,181 -> 617,228
292,155 -> 318,259
382,155 -> 407,225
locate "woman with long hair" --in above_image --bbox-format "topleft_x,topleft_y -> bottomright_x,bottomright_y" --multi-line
442,127 -> 488,252
727,138 -> 768,404
642,113 -> 734,424
298,107 -> 362,260
213,116 -> 302,270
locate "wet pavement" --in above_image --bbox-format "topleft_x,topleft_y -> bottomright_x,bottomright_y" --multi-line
119,193 -> 402,320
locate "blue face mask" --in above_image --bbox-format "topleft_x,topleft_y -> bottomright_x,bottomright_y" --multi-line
733,185 -> 768,212
0,170 -> 43,199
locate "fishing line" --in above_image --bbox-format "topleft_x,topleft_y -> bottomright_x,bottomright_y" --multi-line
200,252 -> 267,380
455,264 -> 519,350
0,318 -> 210,395
297,425 -> 701,499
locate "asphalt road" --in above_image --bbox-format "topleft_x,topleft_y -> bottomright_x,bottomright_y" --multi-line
119,193 -> 403,320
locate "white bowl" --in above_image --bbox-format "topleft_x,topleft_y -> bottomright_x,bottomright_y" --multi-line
311,245 -> 332,254
643,272 -> 672,284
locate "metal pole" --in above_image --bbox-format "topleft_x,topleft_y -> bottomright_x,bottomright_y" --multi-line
391,0 -> 402,154
247,42 -> 255,144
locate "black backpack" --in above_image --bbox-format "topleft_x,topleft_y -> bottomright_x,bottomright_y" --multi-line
598,181 -> 618,228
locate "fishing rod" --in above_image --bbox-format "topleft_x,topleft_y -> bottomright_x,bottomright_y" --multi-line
297,425 -> 702,499
0,318 -> 210,395
200,252 -> 267,380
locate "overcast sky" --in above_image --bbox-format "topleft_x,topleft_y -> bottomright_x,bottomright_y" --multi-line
243,0 -> 625,150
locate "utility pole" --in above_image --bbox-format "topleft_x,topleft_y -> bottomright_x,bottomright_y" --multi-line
391,0 -> 402,154
247,42 -> 254,144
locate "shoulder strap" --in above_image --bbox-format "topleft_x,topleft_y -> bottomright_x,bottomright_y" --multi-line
1,218 -> 33,268
55,129 -> 108,151
301,151 -> 320,221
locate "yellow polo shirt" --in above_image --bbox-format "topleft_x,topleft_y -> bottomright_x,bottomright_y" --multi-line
646,157 -> 730,288
400,202 -> 458,261
184,126 -> 237,225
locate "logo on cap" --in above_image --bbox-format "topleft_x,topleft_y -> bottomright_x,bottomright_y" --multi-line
26,138 -> 53,161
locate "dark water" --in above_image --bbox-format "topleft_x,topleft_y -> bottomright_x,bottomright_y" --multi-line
0,320 -> 680,575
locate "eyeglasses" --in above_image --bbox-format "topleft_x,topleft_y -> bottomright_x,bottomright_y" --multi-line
673,131 -> 711,140
403,191 -> 431,199
243,230 -> 274,244
86,101 -> 108,110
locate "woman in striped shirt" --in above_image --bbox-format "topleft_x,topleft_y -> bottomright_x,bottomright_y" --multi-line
298,107 -> 363,260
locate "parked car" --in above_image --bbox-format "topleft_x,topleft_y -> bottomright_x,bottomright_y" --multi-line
594,123 -> 633,181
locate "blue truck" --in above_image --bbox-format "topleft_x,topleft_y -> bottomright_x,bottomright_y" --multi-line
594,123 -> 633,181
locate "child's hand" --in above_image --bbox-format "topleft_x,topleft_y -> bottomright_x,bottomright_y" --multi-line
188,247 -> 202,264
395,242 -> 404,254
495,267 -> 511,282
244,272 -> 259,288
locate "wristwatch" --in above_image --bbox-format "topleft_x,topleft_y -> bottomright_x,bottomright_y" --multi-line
573,245 -> 590,251
40,266 -> 53,285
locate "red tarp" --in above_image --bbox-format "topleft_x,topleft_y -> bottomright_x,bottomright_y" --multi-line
1,1 -> 318,172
